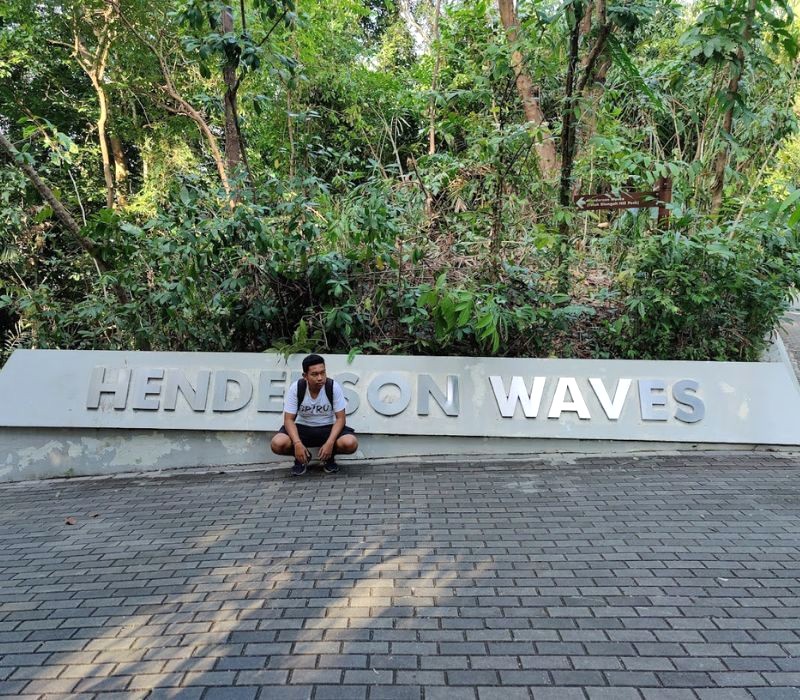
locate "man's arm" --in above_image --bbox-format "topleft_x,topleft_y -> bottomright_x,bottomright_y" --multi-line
283,412 -> 310,463
317,409 -> 346,461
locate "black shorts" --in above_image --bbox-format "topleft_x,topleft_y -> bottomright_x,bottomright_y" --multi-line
277,424 -> 355,448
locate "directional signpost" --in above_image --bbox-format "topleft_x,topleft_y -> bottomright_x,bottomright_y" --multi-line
575,178 -> 672,227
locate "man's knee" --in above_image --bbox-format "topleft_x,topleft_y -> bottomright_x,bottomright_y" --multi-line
271,433 -> 292,455
336,434 -> 358,454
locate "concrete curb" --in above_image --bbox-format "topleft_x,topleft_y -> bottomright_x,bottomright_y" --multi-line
4,446 -> 800,489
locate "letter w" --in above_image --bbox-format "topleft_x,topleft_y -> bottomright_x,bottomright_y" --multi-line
489,376 -> 546,418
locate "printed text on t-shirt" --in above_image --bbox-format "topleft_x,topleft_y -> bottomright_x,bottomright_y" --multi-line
300,404 -> 330,415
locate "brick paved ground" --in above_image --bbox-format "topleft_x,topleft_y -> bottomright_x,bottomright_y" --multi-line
2,453 -> 800,700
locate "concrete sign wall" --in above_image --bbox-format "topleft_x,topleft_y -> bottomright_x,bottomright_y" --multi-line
1,349 -> 799,444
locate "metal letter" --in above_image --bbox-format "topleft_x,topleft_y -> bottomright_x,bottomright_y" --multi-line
673,379 -> 705,424
548,377 -> 591,419
417,374 -> 459,416
367,372 -> 412,416
489,376 -> 546,418
256,370 -> 287,413
638,379 -> 669,421
86,366 -> 131,410
212,371 -> 253,412
163,370 -> 210,412
130,368 -> 165,411
336,372 -> 360,416
589,377 -> 632,420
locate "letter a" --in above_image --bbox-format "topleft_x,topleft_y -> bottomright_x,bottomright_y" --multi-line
548,377 -> 591,419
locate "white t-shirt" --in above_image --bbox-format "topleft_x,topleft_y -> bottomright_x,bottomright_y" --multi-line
283,380 -> 347,427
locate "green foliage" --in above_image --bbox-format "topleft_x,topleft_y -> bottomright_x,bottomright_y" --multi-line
1,0 -> 799,366
176,0 -> 298,81
415,268 -> 594,356
608,194 -> 800,360
681,0 -> 797,68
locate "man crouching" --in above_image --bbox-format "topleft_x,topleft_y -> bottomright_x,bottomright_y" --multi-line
270,354 -> 358,476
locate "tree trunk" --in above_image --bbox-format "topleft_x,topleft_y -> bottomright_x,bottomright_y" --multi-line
426,0 -> 444,218
428,0 -> 443,156
497,0 -> 559,178
709,80 -> 738,214
221,6 -> 244,179
556,1 -> 585,293
575,0 -> 610,96
572,53 -> 610,198
571,0 -> 611,197
286,90 -> 295,178
710,49 -> 745,215
109,134 -> 129,205
286,32 -> 301,179
92,75 -> 116,209
490,170 -> 505,265
72,7 -> 116,209
559,5 -> 584,209
710,0 -> 756,216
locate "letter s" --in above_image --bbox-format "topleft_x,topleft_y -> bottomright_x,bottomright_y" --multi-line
673,379 -> 705,424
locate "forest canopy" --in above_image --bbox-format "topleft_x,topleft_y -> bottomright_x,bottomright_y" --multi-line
1,0 -> 799,364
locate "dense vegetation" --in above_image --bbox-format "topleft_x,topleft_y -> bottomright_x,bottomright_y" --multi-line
1,0 -> 799,364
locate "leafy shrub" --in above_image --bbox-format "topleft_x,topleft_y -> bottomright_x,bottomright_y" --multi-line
2,176 -> 798,364
607,195 -> 800,360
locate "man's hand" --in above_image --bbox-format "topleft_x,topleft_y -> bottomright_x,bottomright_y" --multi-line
294,442 -> 310,463
317,440 -> 335,461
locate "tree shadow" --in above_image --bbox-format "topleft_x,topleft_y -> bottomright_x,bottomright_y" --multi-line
0,464 -> 496,699
2,455 -> 800,698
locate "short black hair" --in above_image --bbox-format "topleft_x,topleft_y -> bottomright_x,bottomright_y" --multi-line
302,354 -> 325,373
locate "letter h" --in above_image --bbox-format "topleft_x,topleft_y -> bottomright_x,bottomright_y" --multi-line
86,367 -> 131,410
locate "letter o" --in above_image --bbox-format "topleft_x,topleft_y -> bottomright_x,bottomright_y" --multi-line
367,373 -> 412,416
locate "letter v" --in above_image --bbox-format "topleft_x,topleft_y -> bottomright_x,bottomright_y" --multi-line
588,378 -> 632,420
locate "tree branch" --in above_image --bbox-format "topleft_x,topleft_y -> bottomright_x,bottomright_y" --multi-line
257,11 -> 288,47
0,131 -> 103,270
576,22 -> 611,95
107,0 -> 231,196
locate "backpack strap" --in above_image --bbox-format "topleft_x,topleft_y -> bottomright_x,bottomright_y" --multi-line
296,377 -> 334,409
296,378 -> 307,406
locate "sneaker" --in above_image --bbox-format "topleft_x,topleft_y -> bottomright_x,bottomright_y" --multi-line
323,460 -> 339,474
291,460 -> 307,476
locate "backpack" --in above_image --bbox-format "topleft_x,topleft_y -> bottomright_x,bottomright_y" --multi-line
297,377 -> 334,408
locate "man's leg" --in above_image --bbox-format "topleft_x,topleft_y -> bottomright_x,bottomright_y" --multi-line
324,431 -> 358,474
270,432 -> 293,456
334,434 -> 358,455
271,429 -> 309,476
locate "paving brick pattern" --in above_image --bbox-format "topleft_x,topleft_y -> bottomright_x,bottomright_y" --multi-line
2,453 -> 800,699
